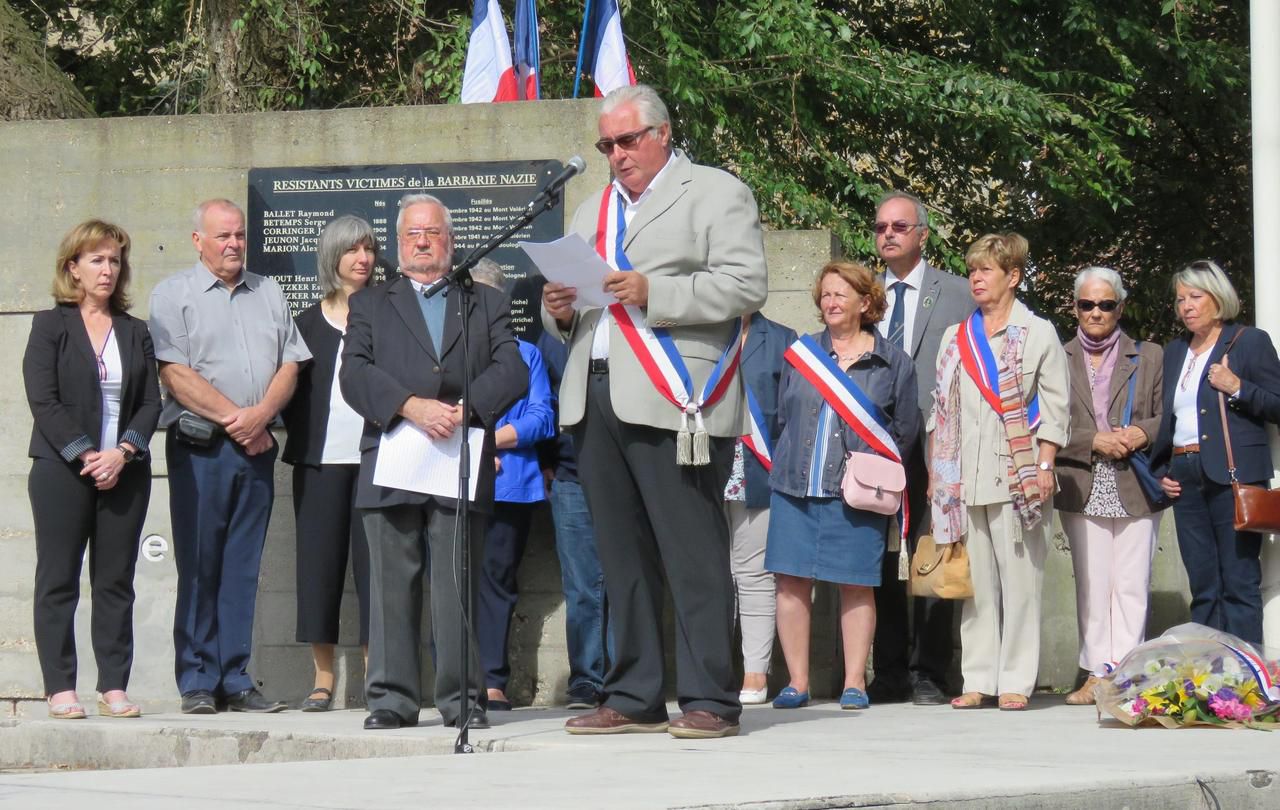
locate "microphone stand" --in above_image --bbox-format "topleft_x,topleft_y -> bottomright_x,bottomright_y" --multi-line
423,184 -> 566,754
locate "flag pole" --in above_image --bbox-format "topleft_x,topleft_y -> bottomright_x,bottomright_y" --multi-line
572,0 -> 593,98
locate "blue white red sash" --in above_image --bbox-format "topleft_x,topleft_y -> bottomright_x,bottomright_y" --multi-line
741,385 -> 772,471
957,309 -> 1041,430
783,334 -> 908,541
594,186 -> 743,465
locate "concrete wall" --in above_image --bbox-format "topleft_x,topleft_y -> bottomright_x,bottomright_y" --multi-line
0,100 -> 1192,715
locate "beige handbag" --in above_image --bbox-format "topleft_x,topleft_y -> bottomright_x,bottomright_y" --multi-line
909,534 -> 974,600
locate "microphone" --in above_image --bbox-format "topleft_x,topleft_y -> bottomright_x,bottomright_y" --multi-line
526,156 -> 586,213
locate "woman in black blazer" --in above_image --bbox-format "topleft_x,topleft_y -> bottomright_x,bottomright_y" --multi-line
1151,260 -> 1280,644
281,215 -> 379,711
22,220 -> 160,719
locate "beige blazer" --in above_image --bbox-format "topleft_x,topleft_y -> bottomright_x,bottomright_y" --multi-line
541,150 -> 769,435
1056,332 -> 1164,516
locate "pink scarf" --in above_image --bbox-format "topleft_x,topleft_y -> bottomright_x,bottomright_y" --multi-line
1077,326 -> 1122,433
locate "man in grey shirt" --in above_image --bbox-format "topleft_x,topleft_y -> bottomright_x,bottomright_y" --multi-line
149,198 -> 311,714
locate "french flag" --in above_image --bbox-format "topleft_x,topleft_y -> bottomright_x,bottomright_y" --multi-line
574,0 -> 636,98
513,0 -> 540,100
460,0 -> 518,104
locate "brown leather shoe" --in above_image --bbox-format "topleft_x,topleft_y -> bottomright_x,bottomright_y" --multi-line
668,710 -> 740,739
1065,675 -> 1101,705
564,706 -> 668,734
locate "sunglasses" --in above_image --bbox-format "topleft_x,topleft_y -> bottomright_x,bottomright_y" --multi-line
1076,299 -> 1119,313
873,220 -> 924,235
594,127 -> 655,155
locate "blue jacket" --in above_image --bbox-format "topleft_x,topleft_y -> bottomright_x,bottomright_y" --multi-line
769,329 -> 920,499
740,315 -> 797,509
1150,323 -> 1280,486
495,340 -> 557,502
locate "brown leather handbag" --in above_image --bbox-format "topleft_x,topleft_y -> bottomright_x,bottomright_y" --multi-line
1217,343 -> 1280,533
909,535 -> 974,599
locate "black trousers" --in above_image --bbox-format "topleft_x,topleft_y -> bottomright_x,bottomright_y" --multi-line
29,457 -> 150,695
293,463 -> 370,645
477,501 -> 536,692
871,443 -> 954,689
572,372 -> 740,722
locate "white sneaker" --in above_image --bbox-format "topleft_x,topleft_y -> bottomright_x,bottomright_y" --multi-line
739,687 -> 769,705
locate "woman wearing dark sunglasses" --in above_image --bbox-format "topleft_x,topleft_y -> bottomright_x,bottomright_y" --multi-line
1149,260 -> 1280,645
22,220 -> 161,719
1055,267 -> 1165,706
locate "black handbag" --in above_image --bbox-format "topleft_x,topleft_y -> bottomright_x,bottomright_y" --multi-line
174,410 -> 222,448
1123,347 -> 1173,510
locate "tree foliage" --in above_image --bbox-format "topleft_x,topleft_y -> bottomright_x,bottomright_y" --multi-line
14,0 -> 1250,340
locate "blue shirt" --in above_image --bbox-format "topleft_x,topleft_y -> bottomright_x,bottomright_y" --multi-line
495,340 -> 557,503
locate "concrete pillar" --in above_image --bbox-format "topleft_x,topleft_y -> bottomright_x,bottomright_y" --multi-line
1251,0 -> 1280,649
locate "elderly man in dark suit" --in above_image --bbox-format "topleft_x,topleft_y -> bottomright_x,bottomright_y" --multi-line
869,190 -> 972,705
340,193 -> 526,731
542,84 -> 768,739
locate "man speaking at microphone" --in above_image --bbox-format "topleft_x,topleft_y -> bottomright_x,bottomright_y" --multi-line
542,84 -> 768,739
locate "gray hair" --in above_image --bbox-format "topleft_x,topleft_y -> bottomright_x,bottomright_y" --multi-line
193,198 -> 245,234
1073,266 -> 1127,302
876,190 -> 929,229
316,215 -> 378,298
395,193 -> 453,235
1172,259 -> 1241,321
601,84 -> 671,130
469,258 -> 506,292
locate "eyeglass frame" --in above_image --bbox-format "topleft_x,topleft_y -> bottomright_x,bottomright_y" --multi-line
594,127 -> 657,155
872,220 -> 925,235
1076,299 -> 1120,313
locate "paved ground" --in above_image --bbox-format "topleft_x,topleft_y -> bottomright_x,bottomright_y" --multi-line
2,698 -> 1278,809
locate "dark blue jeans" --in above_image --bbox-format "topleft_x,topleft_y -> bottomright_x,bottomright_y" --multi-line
548,478 -> 610,695
1169,453 -> 1264,644
168,433 -> 276,697
477,501 -> 536,692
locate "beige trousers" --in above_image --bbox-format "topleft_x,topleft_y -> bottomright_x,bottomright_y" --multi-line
961,501 -> 1049,697
1059,512 -> 1160,671
726,501 -> 776,673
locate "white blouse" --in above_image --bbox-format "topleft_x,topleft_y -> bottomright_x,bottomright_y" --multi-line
319,311 -> 363,465
1171,346 -> 1209,448
98,331 -> 122,451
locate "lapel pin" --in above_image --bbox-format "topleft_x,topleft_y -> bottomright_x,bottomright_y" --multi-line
922,296 -> 934,309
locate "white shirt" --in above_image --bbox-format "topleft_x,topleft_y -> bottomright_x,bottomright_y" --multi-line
591,152 -> 679,360
877,259 -> 926,350
319,311 -> 364,464
98,330 -> 122,451
1171,346 -> 1208,447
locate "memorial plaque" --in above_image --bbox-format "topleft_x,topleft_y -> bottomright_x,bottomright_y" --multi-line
247,160 -> 567,337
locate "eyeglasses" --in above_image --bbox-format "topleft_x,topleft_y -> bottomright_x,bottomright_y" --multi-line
594,127 -> 655,155
402,228 -> 444,242
1076,299 -> 1120,313
873,220 -> 924,235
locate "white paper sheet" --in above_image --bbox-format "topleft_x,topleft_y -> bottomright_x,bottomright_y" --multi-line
518,234 -> 618,309
372,421 -> 484,501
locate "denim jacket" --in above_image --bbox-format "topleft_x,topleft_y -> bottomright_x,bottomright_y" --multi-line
769,329 -> 920,499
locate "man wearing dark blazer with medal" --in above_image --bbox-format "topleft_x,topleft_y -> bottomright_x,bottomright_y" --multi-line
542,84 -> 768,739
870,191 -> 972,705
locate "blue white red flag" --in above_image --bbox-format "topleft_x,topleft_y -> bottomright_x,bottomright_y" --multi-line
513,0 -> 540,100
574,0 -> 636,98
461,0 -> 518,104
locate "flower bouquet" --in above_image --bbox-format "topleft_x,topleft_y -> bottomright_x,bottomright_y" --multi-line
1094,623 -> 1280,730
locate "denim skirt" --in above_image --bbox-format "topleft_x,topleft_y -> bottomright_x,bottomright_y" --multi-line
764,491 -> 887,586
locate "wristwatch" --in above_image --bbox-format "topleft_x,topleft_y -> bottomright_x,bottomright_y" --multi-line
1037,461 -> 1053,471
117,444 -> 137,463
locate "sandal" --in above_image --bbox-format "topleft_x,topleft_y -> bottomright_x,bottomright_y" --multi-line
47,696 -> 86,719
301,687 -> 333,712
949,692 -> 993,709
998,692 -> 1029,711
98,693 -> 142,718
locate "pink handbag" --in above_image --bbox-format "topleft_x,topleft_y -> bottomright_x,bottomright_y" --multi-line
841,451 -> 906,515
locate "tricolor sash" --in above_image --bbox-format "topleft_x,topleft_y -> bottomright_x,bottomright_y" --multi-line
783,334 -> 909,541
1224,641 -> 1280,704
958,309 -> 1041,430
741,385 -> 772,471
594,186 -> 743,465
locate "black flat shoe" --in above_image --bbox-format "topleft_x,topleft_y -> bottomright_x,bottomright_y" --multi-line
364,709 -> 416,730
224,688 -> 287,713
300,687 -> 333,712
487,699 -> 512,711
180,690 -> 217,715
445,710 -> 489,729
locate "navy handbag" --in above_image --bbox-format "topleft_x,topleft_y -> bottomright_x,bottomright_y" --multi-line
1124,347 -> 1173,511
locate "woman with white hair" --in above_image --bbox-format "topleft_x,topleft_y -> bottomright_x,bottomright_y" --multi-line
1150,260 -> 1280,646
1055,267 -> 1165,705
282,214 -> 380,711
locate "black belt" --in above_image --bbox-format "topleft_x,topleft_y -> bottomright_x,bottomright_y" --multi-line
589,358 -> 609,375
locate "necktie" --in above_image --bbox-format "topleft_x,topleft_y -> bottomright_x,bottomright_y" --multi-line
887,281 -> 906,349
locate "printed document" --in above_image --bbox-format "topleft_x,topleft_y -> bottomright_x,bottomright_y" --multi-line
373,421 -> 484,501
